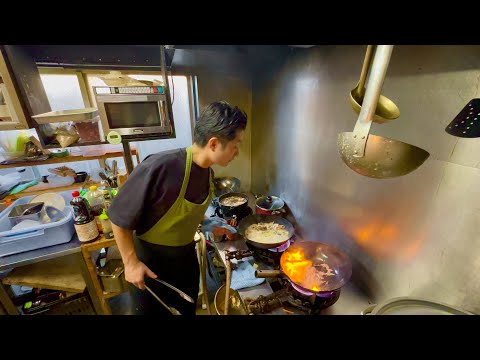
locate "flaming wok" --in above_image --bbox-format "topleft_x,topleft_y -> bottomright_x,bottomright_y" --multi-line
256,241 -> 352,294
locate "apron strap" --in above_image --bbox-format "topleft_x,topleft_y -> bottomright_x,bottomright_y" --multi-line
179,146 -> 193,198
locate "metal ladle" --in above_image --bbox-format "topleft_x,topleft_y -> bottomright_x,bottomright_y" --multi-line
338,45 -> 430,179
350,45 -> 401,124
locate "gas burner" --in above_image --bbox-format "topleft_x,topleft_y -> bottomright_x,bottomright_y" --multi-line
267,239 -> 291,253
287,281 -> 341,314
245,239 -> 292,268
244,278 -> 341,315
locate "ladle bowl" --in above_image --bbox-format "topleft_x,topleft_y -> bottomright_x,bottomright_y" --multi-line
349,45 -> 401,124
350,93 -> 401,124
339,45 -> 430,179
338,132 -> 430,179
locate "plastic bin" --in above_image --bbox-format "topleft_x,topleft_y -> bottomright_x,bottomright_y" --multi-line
0,191 -> 75,258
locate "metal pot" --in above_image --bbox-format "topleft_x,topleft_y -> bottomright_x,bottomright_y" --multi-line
255,241 -> 352,294
217,192 -> 249,218
361,297 -> 474,315
213,284 -> 249,315
255,195 -> 285,215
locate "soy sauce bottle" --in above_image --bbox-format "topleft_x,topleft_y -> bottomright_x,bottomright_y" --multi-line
70,190 -> 99,242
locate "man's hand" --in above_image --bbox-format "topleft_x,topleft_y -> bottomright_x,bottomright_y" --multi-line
201,216 -> 237,237
124,259 -> 157,290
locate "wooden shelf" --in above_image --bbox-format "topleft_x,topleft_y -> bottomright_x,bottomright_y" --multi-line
4,181 -> 103,201
81,235 -> 117,252
80,235 -> 126,314
2,254 -> 86,293
103,291 -> 123,299
0,148 -> 138,169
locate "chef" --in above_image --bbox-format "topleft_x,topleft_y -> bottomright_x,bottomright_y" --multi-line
108,100 -> 247,315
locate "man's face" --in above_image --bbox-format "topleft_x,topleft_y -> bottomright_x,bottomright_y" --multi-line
211,130 -> 245,167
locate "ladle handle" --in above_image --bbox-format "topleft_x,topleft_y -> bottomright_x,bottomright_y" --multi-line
353,45 -> 394,157
357,45 -> 375,97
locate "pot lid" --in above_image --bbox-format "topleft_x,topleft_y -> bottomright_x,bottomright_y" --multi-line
366,297 -> 474,315
256,196 -> 284,210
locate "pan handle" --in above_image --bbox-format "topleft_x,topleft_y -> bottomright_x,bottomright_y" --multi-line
255,270 -> 283,278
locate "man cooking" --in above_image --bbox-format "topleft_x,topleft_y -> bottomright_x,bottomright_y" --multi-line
108,100 -> 247,315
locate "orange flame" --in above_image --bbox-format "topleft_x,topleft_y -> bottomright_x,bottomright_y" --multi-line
281,248 -> 313,284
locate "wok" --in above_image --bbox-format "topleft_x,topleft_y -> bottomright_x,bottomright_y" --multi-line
255,241 -> 352,294
237,214 -> 295,249
213,176 -> 241,197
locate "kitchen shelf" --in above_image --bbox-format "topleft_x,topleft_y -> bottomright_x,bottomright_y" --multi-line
2,254 -> 87,293
81,235 -> 127,315
3,181 -> 103,201
32,108 -> 99,124
0,148 -> 138,169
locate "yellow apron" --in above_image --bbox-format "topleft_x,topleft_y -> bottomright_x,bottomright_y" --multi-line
137,146 -> 214,246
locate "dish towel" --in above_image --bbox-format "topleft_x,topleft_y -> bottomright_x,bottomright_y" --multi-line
9,180 -> 39,195
230,261 -> 265,291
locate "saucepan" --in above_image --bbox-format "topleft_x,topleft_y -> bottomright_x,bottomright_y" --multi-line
255,241 -> 352,294
217,192 -> 250,218
255,195 -> 286,215
237,214 -> 295,249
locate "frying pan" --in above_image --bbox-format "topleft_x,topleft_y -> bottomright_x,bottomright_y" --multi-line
237,214 -> 295,249
255,241 -> 352,294
338,45 -> 430,179
350,45 -> 400,124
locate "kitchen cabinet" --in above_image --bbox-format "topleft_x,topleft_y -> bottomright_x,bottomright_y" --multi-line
0,49 -> 31,130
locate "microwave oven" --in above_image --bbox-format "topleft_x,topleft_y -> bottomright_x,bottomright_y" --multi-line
94,86 -> 175,138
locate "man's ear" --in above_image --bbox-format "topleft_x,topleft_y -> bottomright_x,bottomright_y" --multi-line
207,137 -> 220,151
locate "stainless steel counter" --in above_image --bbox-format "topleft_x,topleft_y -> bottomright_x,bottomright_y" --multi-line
207,192 -> 372,315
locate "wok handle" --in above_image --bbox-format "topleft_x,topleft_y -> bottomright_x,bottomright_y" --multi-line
255,270 -> 283,278
361,304 -> 377,315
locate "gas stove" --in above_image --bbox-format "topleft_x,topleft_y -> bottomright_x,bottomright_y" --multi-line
245,239 -> 292,268
244,277 -> 341,315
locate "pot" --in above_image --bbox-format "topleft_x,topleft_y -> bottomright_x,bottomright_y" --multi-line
255,195 -> 285,215
237,214 -> 295,249
217,192 -> 249,218
255,241 -> 352,294
213,284 -> 249,315
361,297 -> 474,315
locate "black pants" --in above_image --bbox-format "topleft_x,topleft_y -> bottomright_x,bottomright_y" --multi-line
129,237 -> 199,315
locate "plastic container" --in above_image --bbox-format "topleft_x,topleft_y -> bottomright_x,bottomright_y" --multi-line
84,185 -> 106,232
0,191 -> 75,258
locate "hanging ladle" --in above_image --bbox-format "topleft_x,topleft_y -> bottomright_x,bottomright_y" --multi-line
350,45 -> 401,124
338,45 -> 430,179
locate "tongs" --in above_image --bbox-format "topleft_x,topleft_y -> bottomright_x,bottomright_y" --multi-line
144,284 -> 182,315
152,277 -> 195,304
144,277 -> 195,315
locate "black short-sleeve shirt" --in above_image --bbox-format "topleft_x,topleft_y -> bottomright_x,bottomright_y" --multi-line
107,147 -> 212,236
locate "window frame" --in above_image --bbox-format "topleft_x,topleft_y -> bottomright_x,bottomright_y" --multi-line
38,67 -> 198,142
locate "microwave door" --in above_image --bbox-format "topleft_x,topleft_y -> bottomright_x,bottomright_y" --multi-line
97,96 -> 170,137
